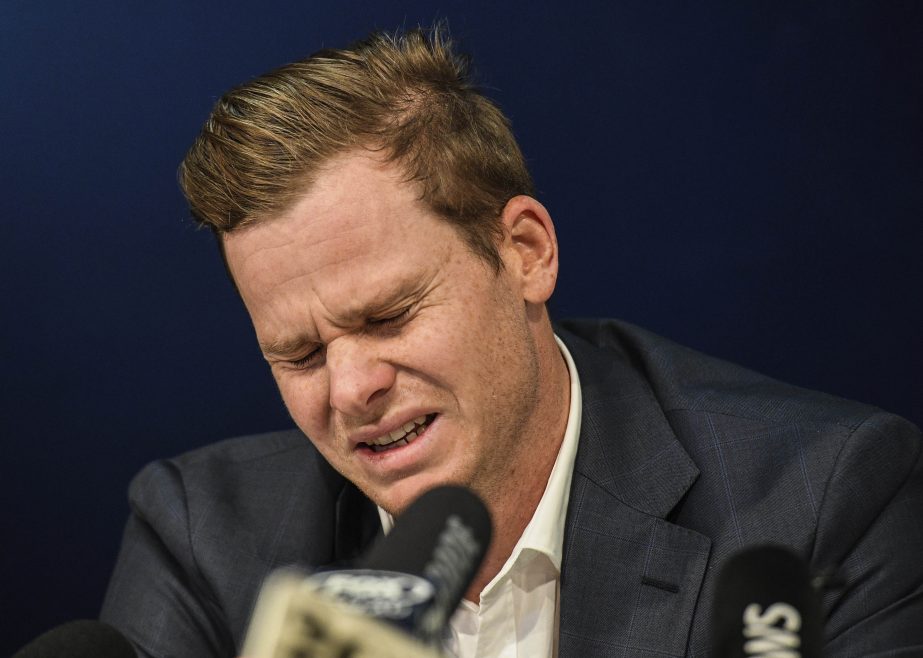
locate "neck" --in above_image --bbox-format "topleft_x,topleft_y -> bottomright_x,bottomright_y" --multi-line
464,329 -> 571,601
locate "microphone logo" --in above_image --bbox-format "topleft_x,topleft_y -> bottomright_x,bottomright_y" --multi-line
418,513 -> 484,638
742,602 -> 802,657
309,570 -> 435,619
711,545 -> 822,657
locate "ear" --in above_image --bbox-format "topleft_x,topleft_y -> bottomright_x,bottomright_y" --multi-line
498,195 -> 559,304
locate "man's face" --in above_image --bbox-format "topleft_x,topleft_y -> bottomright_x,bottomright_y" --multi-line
223,151 -> 547,514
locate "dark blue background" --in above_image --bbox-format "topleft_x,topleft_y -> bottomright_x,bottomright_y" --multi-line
2,1 -> 920,652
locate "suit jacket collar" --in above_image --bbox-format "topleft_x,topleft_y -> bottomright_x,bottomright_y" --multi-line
556,323 -> 711,656
557,323 -> 699,517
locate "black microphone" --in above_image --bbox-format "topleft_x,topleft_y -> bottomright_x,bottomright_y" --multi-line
13,620 -> 135,658
242,485 -> 492,658
359,484 -> 493,643
711,545 -> 823,658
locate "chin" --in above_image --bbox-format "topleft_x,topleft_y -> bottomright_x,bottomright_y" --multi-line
371,471 -> 469,517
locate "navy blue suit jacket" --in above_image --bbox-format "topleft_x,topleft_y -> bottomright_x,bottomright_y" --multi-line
101,319 -> 923,656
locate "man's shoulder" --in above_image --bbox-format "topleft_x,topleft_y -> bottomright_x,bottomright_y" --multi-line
126,429 -> 349,562
130,428 -> 335,495
106,431 -> 376,650
556,317 -> 888,432
168,428 -> 316,469
117,426 -> 374,627
558,318 -> 921,531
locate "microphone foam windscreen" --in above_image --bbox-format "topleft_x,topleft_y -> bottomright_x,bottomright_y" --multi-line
360,485 -> 492,641
711,545 -> 823,658
13,620 -> 135,658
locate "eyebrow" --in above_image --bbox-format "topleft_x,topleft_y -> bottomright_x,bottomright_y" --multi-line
259,333 -> 319,359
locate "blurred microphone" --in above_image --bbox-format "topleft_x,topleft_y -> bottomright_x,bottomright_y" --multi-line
243,485 -> 492,658
13,620 -> 135,658
359,484 -> 492,643
711,545 -> 823,658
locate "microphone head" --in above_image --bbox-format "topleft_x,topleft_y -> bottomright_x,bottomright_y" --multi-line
360,485 -> 493,642
711,545 -> 823,658
13,620 -> 135,658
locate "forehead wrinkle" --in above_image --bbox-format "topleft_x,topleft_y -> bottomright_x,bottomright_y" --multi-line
233,228 -> 372,302
258,284 -> 339,356
230,186 -> 372,260
338,274 -> 426,322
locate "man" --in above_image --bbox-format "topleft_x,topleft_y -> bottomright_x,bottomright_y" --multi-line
101,27 -> 923,656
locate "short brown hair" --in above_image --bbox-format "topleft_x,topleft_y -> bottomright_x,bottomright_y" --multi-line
178,26 -> 535,270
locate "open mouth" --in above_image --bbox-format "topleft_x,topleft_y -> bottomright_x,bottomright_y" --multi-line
362,413 -> 437,453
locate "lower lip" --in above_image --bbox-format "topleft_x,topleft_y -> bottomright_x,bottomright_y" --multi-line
356,415 -> 438,467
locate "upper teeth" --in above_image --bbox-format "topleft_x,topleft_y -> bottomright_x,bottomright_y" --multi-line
367,414 -> 431,449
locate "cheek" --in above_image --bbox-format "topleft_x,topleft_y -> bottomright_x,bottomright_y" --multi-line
402,306 -> 488,381
275,372 -> 331,436
398,310 -> 501,418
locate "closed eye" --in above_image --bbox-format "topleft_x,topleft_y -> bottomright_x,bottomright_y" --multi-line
368,306 -> 412,330
285,307 -> 412,369
289,346 -> 325,370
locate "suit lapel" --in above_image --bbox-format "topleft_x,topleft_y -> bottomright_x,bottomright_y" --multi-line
557,327 -> 711,656
333,480 -> 382,566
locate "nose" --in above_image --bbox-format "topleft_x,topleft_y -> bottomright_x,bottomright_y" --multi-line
326,337 -> 396,418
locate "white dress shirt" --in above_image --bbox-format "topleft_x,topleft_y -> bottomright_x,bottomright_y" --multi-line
379,335 -> 583,658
